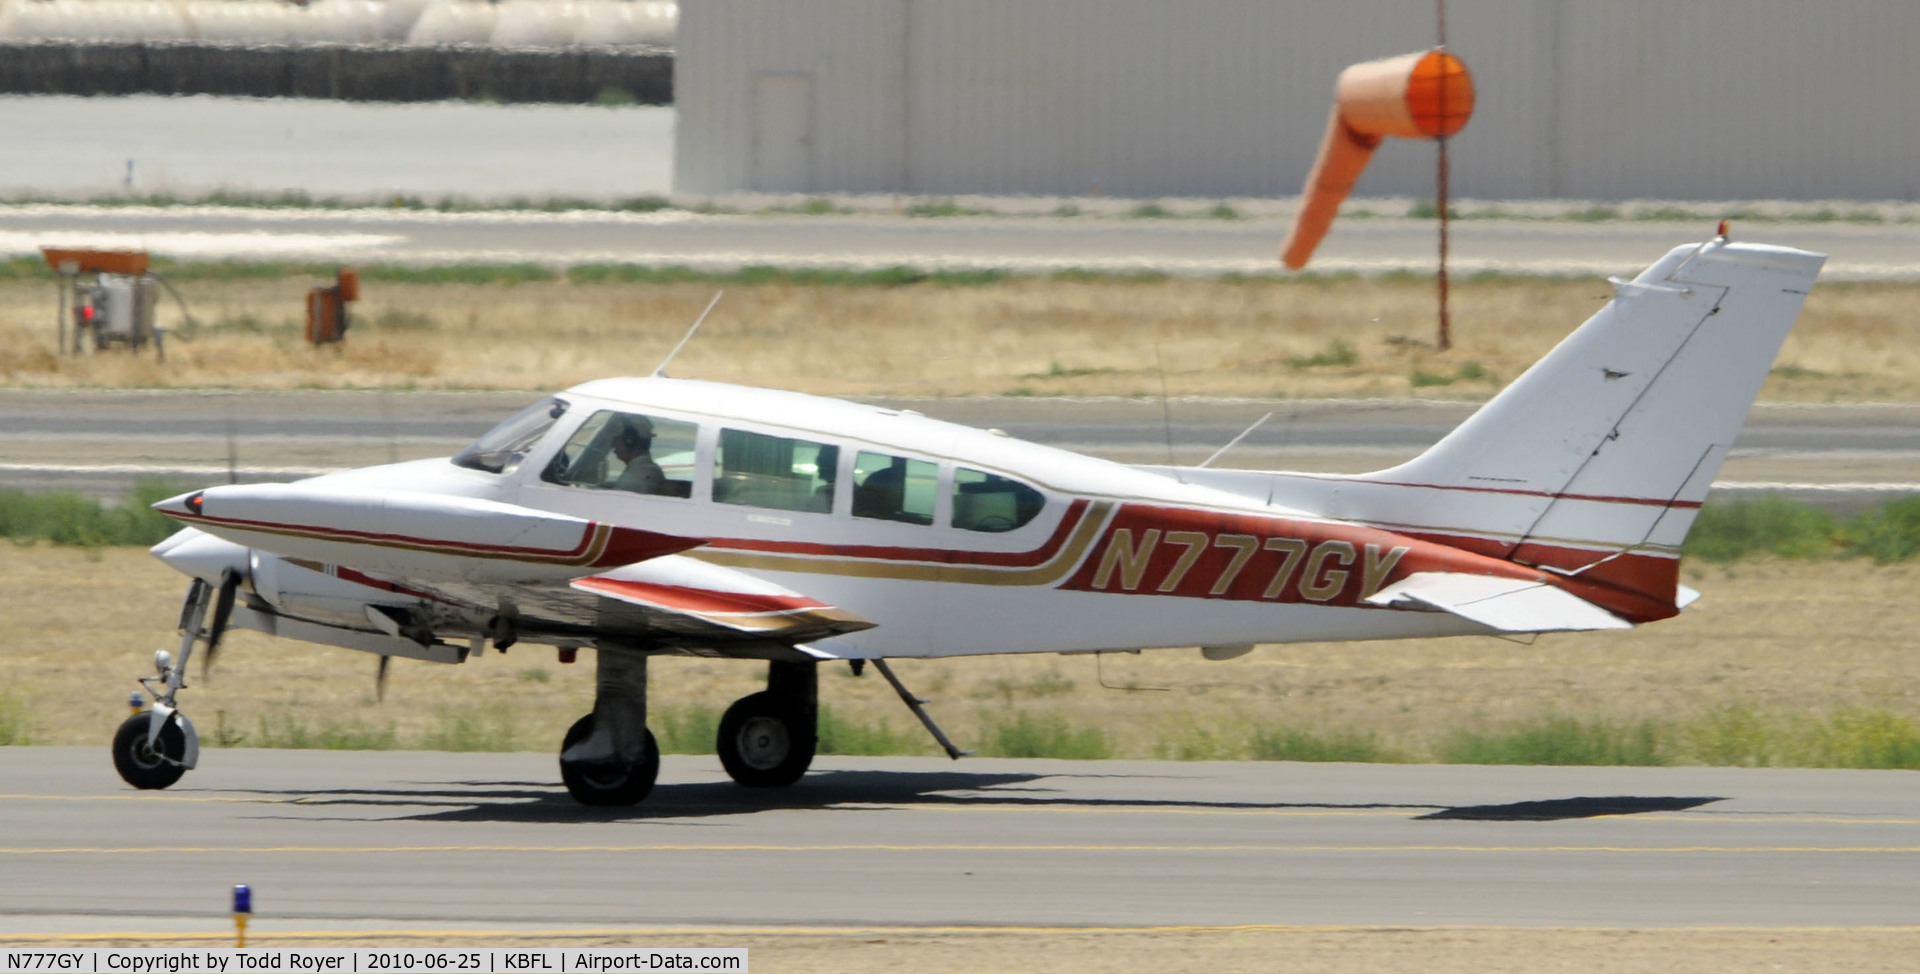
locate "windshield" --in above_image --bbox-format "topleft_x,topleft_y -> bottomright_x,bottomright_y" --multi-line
451,397 -> 568,474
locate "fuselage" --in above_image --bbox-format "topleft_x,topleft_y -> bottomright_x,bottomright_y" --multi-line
154,376 -> 1570,659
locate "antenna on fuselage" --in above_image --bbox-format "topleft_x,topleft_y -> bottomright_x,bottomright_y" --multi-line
653,290 -> 724,377
1197,412 -> 1274,469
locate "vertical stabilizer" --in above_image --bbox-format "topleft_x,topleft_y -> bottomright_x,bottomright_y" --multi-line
1294,237 -> 1823,605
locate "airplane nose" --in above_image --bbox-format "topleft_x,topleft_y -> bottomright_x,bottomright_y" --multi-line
151,489 -> 204,520
149,528 -> 250,586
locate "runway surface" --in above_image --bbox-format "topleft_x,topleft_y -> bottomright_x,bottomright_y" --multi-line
7,204 -> 1920,279
2,390 -> 1914,510
2,747 -> 1917,938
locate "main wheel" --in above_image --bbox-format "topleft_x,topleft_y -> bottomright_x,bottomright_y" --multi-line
716,691 -> 816,788
112,712 -> 187,790
558,714 -> 659,806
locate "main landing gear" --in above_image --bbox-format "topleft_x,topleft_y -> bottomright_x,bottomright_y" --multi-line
716,661 -> 818,788
555,656 -> 823,805
112,571 -> 238,790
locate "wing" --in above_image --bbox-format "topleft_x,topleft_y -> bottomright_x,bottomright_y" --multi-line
1363,571 -> 1631,632
570,555 -> 876,643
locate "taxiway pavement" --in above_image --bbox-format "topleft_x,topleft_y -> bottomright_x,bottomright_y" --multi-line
6,205 -> 1920,279
1,748 -> 1916,938
1,391 -> 1914,511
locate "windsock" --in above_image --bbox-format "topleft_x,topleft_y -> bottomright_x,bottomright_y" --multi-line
1280,49 -> 1473,269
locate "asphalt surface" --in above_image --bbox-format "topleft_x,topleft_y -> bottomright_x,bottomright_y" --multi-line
2,748 -> 1916,937
2,391 -> 1915,511
8,204 -> 1920,279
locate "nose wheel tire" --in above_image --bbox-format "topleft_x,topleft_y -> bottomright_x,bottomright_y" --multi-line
112,712 -> 187,790
717,691 -> 815,788
558,714 -> 659,806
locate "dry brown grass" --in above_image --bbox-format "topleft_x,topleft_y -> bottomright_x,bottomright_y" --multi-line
0,275 -> 1915,400
7,545 -> 1913,757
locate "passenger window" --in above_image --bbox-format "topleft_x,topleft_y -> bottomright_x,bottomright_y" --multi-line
852,452 -> 937,525
951,467 -> 1045,533
714,429 -> 839,513
541,410 -> 697,498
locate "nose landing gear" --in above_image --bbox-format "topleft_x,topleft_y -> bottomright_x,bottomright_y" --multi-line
113,570 -> 236,790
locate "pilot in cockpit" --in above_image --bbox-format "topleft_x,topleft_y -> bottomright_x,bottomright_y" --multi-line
610,416 -> 665,494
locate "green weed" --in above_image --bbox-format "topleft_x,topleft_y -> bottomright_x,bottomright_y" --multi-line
419,707 -> 518,752
653,703 -> 721,754
1437,715 -> 1666,766
1251,726 -> 1404,763
0,693 -> 34,745
1841,496 -> 1920,564
251,713 -> 398,750
1683,496 -> 1840,562
1288,339 -> 1359,370
818,706 -> 926,756
977,710 -> 1111,759
0,479 -> 187,548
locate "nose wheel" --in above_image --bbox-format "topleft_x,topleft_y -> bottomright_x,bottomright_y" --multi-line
111,711 -> 188,790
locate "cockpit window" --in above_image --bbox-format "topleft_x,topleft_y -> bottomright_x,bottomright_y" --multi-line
541,409 -> 697,498
451,397 -> 567,474
951,467 -> 1045,532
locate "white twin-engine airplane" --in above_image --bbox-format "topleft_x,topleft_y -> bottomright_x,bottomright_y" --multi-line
120,233 -> 1822,805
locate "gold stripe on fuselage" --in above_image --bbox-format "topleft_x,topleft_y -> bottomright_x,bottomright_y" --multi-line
692,501 -> 1114,587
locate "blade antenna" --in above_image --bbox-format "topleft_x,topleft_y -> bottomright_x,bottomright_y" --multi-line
1154,345 -> 1176,466
653,290 -> 724,377
1198,411 -> 1274,469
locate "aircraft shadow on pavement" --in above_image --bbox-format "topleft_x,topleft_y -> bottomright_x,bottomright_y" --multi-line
234,769 -> 1725,824
1418,795 -> 1726,821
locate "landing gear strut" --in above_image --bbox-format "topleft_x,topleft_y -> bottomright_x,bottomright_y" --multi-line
717,660 -> 817,788
558,648 -> 658,805
113,571 -> 236,790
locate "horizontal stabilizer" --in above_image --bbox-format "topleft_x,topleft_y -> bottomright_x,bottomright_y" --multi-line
1364,571 -> 1632,632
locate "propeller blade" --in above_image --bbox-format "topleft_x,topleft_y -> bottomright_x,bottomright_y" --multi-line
376,655 -> 391,702
201,568 -> 240,681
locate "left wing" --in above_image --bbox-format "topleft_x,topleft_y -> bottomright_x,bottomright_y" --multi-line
570,555 -> 875,643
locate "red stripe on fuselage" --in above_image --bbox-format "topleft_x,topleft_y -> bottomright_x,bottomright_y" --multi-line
1057,504 -> 1544,609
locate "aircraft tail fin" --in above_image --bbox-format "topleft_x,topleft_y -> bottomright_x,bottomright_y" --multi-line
1276,236 -> 1824,612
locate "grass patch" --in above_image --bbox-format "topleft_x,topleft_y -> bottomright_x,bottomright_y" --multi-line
418,707 -> 519,752
1251,726 -> 1404,763
1438,715 -> 1667,766
1409,360 -> 1495,388
0,693 -> 34,745
1288,339 -> 1359,370
818,706 -> 926,756
249,713 -> 399,750
654,703 -> 721,754
977,710 -> 1111,759
1683,496 -> 1841,562
1842,495 -> 1920,564
0,480 -> 186,548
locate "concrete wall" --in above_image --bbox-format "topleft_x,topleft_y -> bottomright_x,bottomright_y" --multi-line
675,0 -> 1920,201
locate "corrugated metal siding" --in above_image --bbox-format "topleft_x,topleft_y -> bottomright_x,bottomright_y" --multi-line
677,0 -> 1920,201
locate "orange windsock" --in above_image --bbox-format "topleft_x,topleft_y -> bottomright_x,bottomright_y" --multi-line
1280,49 -> 1473,270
